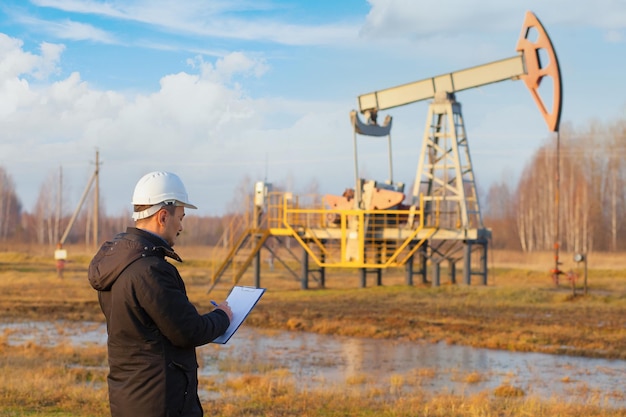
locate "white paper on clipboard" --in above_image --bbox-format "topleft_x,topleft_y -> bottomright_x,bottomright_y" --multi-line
211,286 -> 266,344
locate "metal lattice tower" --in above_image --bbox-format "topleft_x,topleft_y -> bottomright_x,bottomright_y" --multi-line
411,92 -> 483,230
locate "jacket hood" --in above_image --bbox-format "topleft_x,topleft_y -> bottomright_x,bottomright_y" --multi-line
88,227 -> 181,291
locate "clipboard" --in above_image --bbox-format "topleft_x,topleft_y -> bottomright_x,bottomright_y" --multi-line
211,286 -> 266,344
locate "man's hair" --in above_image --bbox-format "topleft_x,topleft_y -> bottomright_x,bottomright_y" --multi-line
133,204 -> 176,218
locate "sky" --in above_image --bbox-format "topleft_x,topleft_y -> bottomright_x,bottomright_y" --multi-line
0,0 -> 625,217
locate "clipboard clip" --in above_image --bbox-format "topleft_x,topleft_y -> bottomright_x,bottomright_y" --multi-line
240,286 -> 263,291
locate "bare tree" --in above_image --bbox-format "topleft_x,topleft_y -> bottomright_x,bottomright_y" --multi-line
32,172 -> 58,245
0,167 -> 21,240
560,130 -> 594,253
604,120 -> 626,251
516,143 -> 556,252
512,118 -> 626,253
483,181 -> 519,249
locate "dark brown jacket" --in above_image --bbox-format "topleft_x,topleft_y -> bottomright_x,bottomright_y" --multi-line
88,227 -> 230,417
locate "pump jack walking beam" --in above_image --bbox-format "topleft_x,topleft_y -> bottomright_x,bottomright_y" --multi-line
357,11 -> 562,133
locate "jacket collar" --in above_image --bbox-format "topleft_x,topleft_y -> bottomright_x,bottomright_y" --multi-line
125,227 -> 183,262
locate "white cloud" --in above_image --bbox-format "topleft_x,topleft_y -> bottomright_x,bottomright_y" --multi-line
11,10 -> 118,44
0,35 -> 65,115
362,0 -> 626,38
0,36 -> 336,214
16,0 -> 626,54
29,0 -> 361,46
31,0 -> 127,18
49,19 -> 118,43
0,34 -> 45,79
187,52 -> 269,84
36,42 -> 65,78
362,0 -> 522,39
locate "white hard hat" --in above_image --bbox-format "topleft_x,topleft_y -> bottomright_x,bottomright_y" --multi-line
131,171 -> 197,220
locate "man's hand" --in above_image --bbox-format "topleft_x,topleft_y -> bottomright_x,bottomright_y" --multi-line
214,301 -> 233,321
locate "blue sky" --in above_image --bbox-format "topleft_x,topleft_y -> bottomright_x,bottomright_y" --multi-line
0,0 -> 625,216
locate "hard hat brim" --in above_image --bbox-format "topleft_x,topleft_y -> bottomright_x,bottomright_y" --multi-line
179,201 -> 198,210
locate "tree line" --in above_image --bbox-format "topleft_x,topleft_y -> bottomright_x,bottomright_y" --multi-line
484,118 -> 626,252
1,118 -> 624,252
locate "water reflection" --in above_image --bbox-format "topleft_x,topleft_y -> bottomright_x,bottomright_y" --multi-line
204,327 -> 626,406
2,321 -> 625,407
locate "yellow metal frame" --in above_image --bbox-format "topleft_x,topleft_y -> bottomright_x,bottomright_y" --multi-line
209,191 -> 442,287
267,193 -> 437,268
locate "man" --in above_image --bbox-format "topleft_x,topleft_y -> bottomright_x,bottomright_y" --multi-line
88,171 -> 232,417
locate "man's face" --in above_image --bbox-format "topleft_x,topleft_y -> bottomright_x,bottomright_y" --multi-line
162,206 -> 186,246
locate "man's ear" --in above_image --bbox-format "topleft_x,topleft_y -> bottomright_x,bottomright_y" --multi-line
157,209 -> 168,226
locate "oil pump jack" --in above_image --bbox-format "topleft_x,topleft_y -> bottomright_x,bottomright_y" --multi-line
327,11 -> 562,285
210,11 -> 563,290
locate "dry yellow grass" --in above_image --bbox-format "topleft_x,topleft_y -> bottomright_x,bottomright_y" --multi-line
1,247 -> 626,357
1,246 -> 626,416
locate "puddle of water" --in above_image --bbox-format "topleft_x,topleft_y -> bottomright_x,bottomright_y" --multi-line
202,327 -> 626,407
2,321 -> 625,407
0,320 -> 106,346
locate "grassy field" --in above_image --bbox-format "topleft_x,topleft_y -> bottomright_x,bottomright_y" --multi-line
1,245 -> 625,416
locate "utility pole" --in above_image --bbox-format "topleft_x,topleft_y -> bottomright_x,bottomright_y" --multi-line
56,166 -> 62,243
93,149 -> 100,247
58,149 -> 101,248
